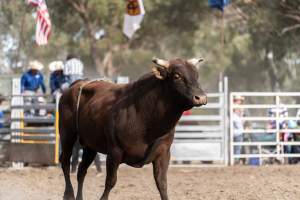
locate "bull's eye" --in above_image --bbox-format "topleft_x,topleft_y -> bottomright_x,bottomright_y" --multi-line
174,73 -> 181,80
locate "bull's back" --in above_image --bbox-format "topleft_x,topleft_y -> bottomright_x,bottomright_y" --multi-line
59,80 -> 126,152
59,79 -> 122,116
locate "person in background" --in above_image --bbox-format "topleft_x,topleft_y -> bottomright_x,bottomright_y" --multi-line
21,61 -> 46,116
71,142 -> 102,174
64,54 -> 102,173
64,54 -> 84,84
233,95 -> 245,164
0,94 -> 5,128
49,61 -> 69,96
21,60 -> 46,95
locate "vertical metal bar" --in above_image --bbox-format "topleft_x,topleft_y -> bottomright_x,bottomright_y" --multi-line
54,93 -> 60,164
229,93 -> 234,165
275,95 -> 280,162
218,78 -> 224,164
220,90 -> 224,164
219,77 -> 223,93
11,78 -> 24,168
224,77 -> 229,166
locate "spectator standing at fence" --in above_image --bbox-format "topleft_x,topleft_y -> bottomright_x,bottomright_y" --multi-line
0,94 -> 5,128
49,61 -> 69,96
21,60 -> 46,94
64,54 -> 96,173
71,141 -> 102,174
21,61 -> 46,116
64,54 -> 84,84
233,95 -> 245,164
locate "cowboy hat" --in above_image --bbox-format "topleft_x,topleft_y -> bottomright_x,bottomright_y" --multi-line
28,60 -> 44,71
49,61 -> 64,72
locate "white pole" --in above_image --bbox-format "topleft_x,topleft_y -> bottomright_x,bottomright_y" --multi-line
229,93 -> 234,166
11,78 -> 24,168
224,77 -> 229,166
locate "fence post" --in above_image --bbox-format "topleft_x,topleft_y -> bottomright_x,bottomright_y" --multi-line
54,93 -> 60,164
223,77 -> 229,166
275,94 -> 281,163
11,78 -> 24,168
229,93 -> 234,165
218,78 -> 224,165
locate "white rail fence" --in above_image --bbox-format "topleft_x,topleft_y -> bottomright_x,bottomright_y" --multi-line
4,76 -> 300,166
230,92 -> 300,165
171,77 -> 229,165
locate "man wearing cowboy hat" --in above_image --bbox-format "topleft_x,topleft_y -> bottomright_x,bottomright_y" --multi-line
49,61 -> 69,95
21,60 -> 46,94
233,95 -> 245,164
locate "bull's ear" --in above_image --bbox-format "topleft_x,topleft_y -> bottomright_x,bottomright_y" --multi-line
152,66 -> 168,80
187,58 -> 204,66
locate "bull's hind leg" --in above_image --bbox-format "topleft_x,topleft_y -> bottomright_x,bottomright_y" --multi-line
76,147 -> 97,200
100,149 -> 122,200
60,132 -> 77,200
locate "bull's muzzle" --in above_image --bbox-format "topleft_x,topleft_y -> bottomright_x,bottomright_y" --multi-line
193,95 -> 207,106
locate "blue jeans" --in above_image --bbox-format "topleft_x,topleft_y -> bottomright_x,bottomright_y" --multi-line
234,135 -> 243,155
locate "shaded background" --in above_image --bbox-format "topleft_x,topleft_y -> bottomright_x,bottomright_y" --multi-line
0,0 -> 299,93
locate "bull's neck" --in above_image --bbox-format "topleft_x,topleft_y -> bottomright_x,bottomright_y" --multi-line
127,73 -> 183,137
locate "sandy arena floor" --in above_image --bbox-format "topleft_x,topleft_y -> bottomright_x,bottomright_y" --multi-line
0,165 -> 300,200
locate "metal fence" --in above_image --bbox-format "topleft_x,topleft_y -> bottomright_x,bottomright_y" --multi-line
0,78 -> 60,165
230,92 -> 300,165
4,77 -> 300,166
171,77 -> 229,165
0,102 -> 10,142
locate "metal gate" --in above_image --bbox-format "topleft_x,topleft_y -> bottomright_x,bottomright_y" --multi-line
9,78 -> 60,165
171,77 -> 228,165
230,92 -> 300,165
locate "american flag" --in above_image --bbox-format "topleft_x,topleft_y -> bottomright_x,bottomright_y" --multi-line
27,0 -> 51,45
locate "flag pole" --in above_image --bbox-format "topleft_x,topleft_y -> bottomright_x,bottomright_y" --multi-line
221,9 -> 225,51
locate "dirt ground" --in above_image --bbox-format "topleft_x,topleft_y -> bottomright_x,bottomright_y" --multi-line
0,165 -> 300,200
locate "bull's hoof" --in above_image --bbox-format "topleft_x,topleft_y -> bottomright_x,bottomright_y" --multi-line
75,196 -> 83,200
63,193 -> 75,200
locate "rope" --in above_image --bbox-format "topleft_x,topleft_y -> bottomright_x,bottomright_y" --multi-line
75,78 -> 113,132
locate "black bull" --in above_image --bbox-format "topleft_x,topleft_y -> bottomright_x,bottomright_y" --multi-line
59,58 -> 207,200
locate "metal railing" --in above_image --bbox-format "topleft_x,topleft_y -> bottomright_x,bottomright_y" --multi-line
171,77 -> 229,164
8,87 -> 60,165
230,92 -> 300,165
0,104 -> 11,142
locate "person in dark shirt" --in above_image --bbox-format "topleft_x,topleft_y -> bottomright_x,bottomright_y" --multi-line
49,61 -> 69,95
21,61 -> 46,116
21,60 -> 46,94
0,94 -> 5,128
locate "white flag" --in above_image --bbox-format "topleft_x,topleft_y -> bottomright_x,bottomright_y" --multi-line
123,0 -> 145,39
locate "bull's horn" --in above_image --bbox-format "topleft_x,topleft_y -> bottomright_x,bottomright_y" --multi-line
152,57 -> 169,68
188,58 -> 204,66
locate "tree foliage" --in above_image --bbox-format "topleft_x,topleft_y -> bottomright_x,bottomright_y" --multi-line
0,0 -> 299,92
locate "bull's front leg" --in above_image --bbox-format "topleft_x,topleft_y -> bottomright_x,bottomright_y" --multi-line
100,148 -> 122,200
152,150 -> 170,200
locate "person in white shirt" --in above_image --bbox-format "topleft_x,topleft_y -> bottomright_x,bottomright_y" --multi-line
64,54 -> 84,84
233,95 -> 245,163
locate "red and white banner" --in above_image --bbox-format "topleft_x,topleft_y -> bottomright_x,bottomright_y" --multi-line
27,0 -> 51,45
123,0 -> 145,39
27,0 -> 43,7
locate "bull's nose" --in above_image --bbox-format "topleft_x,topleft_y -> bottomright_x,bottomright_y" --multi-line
193,95 -> 207,105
